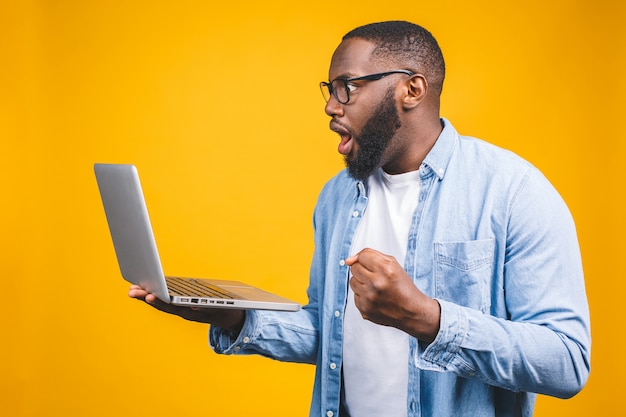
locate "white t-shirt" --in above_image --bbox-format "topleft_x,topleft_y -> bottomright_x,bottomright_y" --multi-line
342,168 -> 422,417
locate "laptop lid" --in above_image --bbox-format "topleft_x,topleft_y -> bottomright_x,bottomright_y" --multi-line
95,163 -> 171,301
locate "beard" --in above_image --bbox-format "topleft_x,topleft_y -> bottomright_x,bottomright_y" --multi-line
345,89 -> 402,181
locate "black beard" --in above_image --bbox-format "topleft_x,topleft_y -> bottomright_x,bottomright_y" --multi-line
345,89 -> 401,181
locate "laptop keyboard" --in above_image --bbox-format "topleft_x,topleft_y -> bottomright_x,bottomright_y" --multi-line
166,277 -> 243,299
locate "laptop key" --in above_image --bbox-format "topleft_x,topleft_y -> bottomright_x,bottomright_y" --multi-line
166,276 -> 243,299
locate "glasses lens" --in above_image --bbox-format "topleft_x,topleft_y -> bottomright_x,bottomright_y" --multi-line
331,79 -> 349,103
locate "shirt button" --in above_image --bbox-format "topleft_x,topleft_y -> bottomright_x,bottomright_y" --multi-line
233,346 -> 241,352
352,210 -> 359,217
329,362 -> 337,370
438,168 -> 444,175
326,411 -> 334,417
334,310 -> 340,318
242,336 -> 250,344
339,260 -> 345,267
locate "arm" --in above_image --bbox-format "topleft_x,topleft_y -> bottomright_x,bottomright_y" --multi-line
425,170 -> 590,398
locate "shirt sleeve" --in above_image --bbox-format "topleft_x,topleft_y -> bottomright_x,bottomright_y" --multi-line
417,168 -> 591,399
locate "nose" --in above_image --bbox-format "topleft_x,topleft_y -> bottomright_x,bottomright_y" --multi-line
324,94 -> 344,118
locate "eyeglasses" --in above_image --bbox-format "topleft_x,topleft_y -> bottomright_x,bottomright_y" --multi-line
320,70 -> 415,104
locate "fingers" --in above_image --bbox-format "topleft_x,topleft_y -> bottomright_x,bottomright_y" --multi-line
128,285 -> 168,309
128,285 -> 157,303
346,249 -> 390,285
347,247 -> 405,294
128,285 -> 148,299
346,249 -> 379,286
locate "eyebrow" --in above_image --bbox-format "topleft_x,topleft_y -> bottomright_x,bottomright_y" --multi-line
331,72 -> 358,80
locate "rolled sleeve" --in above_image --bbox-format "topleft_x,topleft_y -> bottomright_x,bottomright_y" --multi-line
209,310 -> 260,355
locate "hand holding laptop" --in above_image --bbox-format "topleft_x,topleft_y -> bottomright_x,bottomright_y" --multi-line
128,284 -> 246,332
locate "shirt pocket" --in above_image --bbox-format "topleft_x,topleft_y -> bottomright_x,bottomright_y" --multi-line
434,238 -> 495,313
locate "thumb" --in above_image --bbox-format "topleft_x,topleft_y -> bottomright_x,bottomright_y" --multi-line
345,254 -> 359,266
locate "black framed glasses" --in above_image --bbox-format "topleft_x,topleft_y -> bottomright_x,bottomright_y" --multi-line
320,69 -> 415,104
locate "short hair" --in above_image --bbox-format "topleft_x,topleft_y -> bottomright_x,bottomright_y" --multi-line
343,21 -> 446,96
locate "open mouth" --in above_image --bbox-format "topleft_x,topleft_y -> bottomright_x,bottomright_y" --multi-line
330,120 -> 354,156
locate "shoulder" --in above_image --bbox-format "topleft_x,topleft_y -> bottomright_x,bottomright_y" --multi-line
431,119 -> 537,184
449,133 -> 547,197
315,169 -> 356,211
439,122 -> 564,210
457,134 -> 534,173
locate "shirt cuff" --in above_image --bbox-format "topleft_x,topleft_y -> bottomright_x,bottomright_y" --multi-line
418,298 -> 469,371
209,310 -> 259,354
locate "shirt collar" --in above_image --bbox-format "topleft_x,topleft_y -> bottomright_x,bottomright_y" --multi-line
421,117 -> 458,181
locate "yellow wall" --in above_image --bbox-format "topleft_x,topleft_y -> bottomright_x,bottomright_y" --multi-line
2,1 -> 624,415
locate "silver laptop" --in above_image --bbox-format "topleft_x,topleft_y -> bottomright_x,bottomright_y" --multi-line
94,163 -> 300,312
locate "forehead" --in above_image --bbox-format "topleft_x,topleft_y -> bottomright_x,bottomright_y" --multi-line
328,38 -> 378,78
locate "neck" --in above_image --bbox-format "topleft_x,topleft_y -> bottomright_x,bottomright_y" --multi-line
382,116 -> 443,175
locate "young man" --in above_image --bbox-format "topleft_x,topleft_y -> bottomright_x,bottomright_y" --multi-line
130,21 -> 591,417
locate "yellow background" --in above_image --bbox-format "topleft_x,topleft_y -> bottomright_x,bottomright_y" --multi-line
2,1 -> 624,415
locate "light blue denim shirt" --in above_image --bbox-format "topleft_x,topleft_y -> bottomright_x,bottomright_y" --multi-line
210,119 -> 591,417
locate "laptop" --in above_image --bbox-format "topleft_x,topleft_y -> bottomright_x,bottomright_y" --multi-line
94,163 -> 300,312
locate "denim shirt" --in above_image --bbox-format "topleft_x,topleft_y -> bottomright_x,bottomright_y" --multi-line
210,119 -> 591,417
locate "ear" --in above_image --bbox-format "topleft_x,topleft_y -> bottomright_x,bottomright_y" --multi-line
401,74 -> 428,110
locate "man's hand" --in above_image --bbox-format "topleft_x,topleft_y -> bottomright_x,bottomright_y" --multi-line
345,248 -> 440,343
128,285 -> 245,333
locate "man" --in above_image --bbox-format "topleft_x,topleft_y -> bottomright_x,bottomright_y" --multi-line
130,21 -> 591,417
